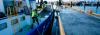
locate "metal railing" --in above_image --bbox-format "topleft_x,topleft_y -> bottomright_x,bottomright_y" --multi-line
28,12 -> 54,35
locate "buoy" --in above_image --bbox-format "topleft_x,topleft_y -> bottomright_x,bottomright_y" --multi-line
80,10 -> 84,13
87,10 -> 93,16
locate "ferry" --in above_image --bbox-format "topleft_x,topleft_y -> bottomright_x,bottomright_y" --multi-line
0,0 -> 100,35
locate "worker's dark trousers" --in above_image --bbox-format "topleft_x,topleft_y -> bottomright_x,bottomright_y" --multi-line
32,17 -> 39,25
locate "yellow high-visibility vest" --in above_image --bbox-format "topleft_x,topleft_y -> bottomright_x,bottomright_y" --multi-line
32,10 -> 38,17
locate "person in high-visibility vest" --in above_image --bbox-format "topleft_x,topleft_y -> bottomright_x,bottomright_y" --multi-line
32,9 -> 39,25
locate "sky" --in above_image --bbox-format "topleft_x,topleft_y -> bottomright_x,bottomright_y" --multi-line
36,0 -> 99,2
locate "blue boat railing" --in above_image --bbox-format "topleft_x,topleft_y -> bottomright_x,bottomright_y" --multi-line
27,11 -> 54,35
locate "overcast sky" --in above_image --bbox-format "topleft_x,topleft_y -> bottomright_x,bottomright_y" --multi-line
36,0 -> 99,2
43,0 -> 98,2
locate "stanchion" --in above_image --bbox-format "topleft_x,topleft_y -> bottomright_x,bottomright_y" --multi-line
96,1 -> 99,13
71,1 -> 72,7
84,1 -> 86,11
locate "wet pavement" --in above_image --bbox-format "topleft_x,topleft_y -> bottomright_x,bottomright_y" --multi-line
60,8 -> 100,35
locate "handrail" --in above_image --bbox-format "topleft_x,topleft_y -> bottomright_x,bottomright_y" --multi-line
57,16 -> 65,35
28,11 -> 54,35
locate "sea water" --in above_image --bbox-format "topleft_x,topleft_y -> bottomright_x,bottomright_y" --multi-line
72,6 -> 100,14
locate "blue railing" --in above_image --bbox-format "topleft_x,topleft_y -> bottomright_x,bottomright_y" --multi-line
27,12 -> 54,35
